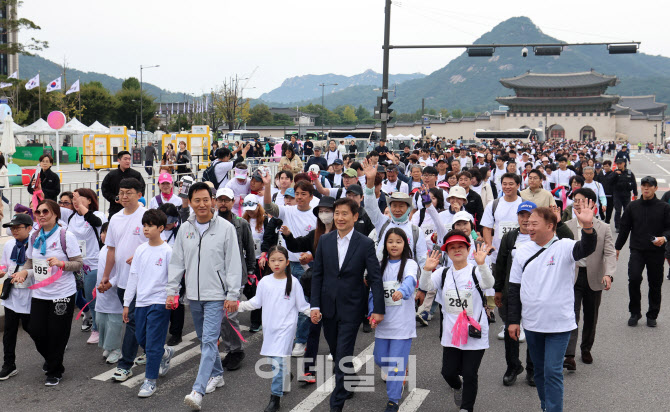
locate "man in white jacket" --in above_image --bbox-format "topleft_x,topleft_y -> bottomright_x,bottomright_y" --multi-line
166,182 -> 242,410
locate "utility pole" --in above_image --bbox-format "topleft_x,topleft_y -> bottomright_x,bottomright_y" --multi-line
381,0 -> 392,141
319,82 -> 338,139
421,97 -> 425,138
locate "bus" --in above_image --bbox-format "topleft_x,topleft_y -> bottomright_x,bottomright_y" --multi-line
327,129 -> 382,142
284,131 -> 326,140
224,130 -> 261,142
474,128 -> 542,142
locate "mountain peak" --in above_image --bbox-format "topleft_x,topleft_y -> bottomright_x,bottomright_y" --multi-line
475,16 -> 552,45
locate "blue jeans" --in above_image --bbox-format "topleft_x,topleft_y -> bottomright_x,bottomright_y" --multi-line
525,330 -> 572,412
374,338 -> 412,403
269,356 -> 290,396
135,304 -> 171,380
83,269 -> 98,331
290,262 -> 309,345
190,300 -> 225,395
117,288 -> 139,371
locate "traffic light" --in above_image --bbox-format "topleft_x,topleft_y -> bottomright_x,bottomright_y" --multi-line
374,96 -> 382,120
382,98 -> 394,123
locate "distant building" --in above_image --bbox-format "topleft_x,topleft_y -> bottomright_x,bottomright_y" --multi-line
0,3 -> 18,76
269,107 -> 318,126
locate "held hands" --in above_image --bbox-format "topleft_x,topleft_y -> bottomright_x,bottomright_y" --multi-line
299,252 -> 313,265
310,309 -> 322,324
166,295 -> 177,310
473,243 -> 492,265
370,313 -> 384,327
258,257 -> 267,270
224,300 -> 239,313
424,250 -> 441,272
97,280 -> 111,293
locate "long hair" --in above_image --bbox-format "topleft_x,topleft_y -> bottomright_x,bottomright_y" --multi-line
267,245 -> 292,297
313,207 -> 334,251
380,227 -> 412,283
242,203 -> 267,234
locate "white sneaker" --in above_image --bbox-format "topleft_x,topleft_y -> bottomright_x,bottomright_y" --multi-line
138,379 -> 156,398
519,328 -> 526,343
184,390 -> 203,410
159,347 -> 175,377
112,367 -> 133,382
497,325 -> 505,340
292,343 -> 306,357
106,349 -> 122,364
327,353 -> 333,361
205,375 -> 225,394
102,350 -> 110,358
135,353 -> 147,365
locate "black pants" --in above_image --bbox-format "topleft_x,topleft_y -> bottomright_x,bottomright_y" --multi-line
169,278 -> 186,338
3,307 -> 30,367
613,194 -> 631,229
566,271 -> 602,357
144,160 -> 154,176
600,195 -> 613,223
628,249 -> 665,319
322,316 -> 359,409
441,347 -> 485,412
499,303 -> 534,373
303,321 -> 323,374
243,268 -> 262,328
29,294 -> 75,379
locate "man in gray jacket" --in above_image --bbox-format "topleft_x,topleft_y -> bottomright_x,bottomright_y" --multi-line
167,182 -> 242,410
215,187 -> 256,371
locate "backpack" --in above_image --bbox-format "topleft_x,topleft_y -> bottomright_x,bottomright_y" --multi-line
202,160 -> 226,189
384,179 -> 402,193
67,213 -> 103,249
154,194 -> 164,207
378,220 -> 420,260
272,192 -> 278,202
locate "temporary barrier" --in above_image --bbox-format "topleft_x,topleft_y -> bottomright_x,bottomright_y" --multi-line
82,126 -> 130,169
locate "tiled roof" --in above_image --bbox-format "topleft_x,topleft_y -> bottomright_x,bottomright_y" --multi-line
500,71 -> 618,89
618,96 -> 667,113
496,95 -> 620,106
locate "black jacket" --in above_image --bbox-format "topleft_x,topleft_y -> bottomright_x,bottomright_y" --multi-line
261,216 -> 282,253
465,189 -> 484,232
596,170 -> 614,195
614,150 -> 631,164
28,168 -> 60,201
100,166 -> 145,216
304,156 -> 328,172
615,195 -> 670,252
611,168 -> 637,197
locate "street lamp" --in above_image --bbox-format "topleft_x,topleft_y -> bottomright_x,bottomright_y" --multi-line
319,83 -> 338,139
140,64 -> 160,147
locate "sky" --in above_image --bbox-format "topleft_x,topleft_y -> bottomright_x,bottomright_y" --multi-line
20,0 -> 670,98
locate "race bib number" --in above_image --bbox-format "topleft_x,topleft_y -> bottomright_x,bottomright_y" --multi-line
498,221 -> 519,236
423,225 -> 435,240
78,240 -> 87,258
445,289 -> 473,316
383,280 -> 402,307
33,259 -> 51,283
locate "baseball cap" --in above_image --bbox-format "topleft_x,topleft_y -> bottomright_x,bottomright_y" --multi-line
595,162 -> 602,169
346,184 -> 364,196
215,187 -> 235,200
440,233 -> 471,251
517,201 -> 537,214
2,213 -> 33,228
333,159 -> 344,165
377,165 -> 387,173
476,153 -> 484,158
234,167 -> 248,179
615,158 -> 626,164
158,173 -> 172,184
314,146 -> 322,151
250,172 -> 263,182
542,157 -> 549,162
641,176 -> 657,187
451,211 -> 474,226
242,194 -> 259,211
343,168 -> 357,178
447,186 -> 468,202
284,188 -> 295,198
308,164 -> 321,173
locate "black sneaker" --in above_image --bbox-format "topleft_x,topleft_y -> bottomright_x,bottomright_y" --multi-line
249,324 -> 262,333
502,364 -> 524,386
221,353 -> 230,368
225,351 -> 245,371
384,401 -> 399,412
45,376 -> 61,386
42,362 -> 48,373
647,318 -> 657,327
167,335 -> 182,346
488,311 -> 496,324
526,371 -> 535,387
0,365 -> 17,380
628,313 -> 642,326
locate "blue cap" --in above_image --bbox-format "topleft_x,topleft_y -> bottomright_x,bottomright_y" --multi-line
284,188 -> 295,198
517,201 -> 536,214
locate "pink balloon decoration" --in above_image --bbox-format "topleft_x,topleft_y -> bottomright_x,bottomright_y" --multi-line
47,111 -> 66,130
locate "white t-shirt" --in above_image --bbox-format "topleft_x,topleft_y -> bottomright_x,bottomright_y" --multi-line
212,160 -> 234,187
480,197 -> 523,263
583,180 -> 605,209
194,220 -> 210,236
383,179 -> 409,196
225,178 -> 251,216
239,275 -> 310,357
509,237 -> 579,333
161,228 -> 179,246
65,211 -> 107,268
276,205 -> 317,262
551,168 -> 576,187
95,246 -> 123,314
459,157 -> 469,169
374,259 -> 418,340
105,206 -> 148,289
412,210 -> 438,250
1,238 -> 31,314
248,218 -> 265,258
326,187 -> 348,199
431,264 -> 489,350
27,227 -> 81,300
149,193 -> 183,210
124,242 -> 172,308
325,150 -> 341,165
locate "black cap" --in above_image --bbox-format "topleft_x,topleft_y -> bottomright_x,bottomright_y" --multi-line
250,172 -> 263,182
312,196 -> 335,217
3,213 -> 33,228
333,158 -> 343,165
615,158 -> 626,164
346,184 -> 364,196
377,165 -> 387,173
641,176 -> 657,187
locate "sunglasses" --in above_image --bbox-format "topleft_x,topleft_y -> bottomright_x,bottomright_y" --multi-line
242,201 -> 258,208
34,209 -> 51,216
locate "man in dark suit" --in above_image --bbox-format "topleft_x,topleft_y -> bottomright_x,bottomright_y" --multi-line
310,197 -> 385,412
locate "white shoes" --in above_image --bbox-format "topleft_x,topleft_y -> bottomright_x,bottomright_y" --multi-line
106,349 -> 122,364
102,350 -> 110,358
292,343 -> 306,357
138,379 -> 156,398
497,325 -> 505,340
159,347 -> 175,377
184,390 -> 203,410
205,375 -> 225,394
327,353 -> 333,361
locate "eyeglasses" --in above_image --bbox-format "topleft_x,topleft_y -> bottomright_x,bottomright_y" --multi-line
118,191 -> 137,198
58,201 -> 72,206
34,209 -> 51,216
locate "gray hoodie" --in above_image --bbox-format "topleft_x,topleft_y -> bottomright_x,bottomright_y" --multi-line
167,212 -> 242,301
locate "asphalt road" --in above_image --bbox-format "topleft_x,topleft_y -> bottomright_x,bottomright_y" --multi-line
2,152 -> 669,412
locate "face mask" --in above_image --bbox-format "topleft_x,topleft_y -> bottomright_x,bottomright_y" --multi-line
392,207 -> 411,224
319,212 -> 334,225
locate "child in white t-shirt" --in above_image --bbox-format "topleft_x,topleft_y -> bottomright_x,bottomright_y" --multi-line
238,245 -> 310,412
369,228 -> 418,411
95,223 -> 124,364
122,209 -> 175,398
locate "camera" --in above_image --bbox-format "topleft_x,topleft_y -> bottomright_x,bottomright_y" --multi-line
521,47 -> 528,58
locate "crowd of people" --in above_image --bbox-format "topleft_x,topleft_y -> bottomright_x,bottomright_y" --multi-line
1,137 -> 669,412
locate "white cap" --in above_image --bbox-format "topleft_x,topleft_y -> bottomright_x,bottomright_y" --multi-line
308,164 -> 320,173
452,211 -> 474,226
215,187 -> 235,200
447,186 -> 468,202
242,194 -> 259,211
476,153 -> 484,158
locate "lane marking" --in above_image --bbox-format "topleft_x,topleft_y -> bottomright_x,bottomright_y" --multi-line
399,388 -> 431,412
290,342 -> 376,412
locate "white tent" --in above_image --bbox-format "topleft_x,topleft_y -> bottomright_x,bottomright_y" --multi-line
387,134 -> 395,139
406,134 -> 417,138
60,118 -> 93,134
16,118 -> 56,135
88,121 -> 109,134
394,133 -> 406,139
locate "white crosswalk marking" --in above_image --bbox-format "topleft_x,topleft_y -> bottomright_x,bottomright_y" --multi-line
399,388 -> 430,412
121,346 -> 206,387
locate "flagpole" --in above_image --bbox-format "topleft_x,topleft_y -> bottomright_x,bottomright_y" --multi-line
38,70 -> 41,119
78,77 -> 81,120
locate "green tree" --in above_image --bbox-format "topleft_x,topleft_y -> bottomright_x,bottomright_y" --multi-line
114,88 -> 156,130
439,108 -> 449,119
79,81 -> 115,125
451,109 -> 463,118
271,113 -> 293,126
248,103 -> 273,126
121,77 -> 141,91
355,105 -> 371,122
0,1 -> 48,56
